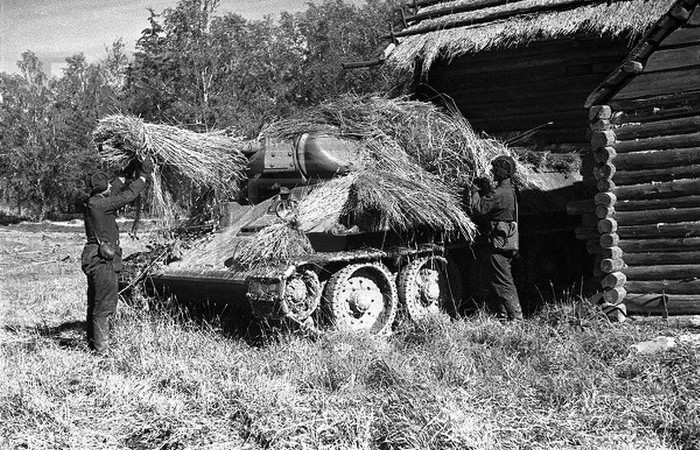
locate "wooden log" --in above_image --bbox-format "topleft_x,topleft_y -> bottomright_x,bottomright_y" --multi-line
590,119 -> 611,132
596,205 -> 615,219
613,207 -> 700,226
603,286 -> 627,303
645,17 -> 679,45
626,279 -> 700,295
622,61 -> 644,74
668,3 -> 692,22
614,147 -> 700,171
659,28 -> 700,49
614,132 -> 700,153
611,100 -> 700,125
644,46 -> 700,73
598,217 -> 618,233
602,246 -> 623,260
404,0 -> 526,23
591,130 -> 616,149
597,179 -> 615,192
617,221 -> 700,239
595,192 -> 617,207
589,105 -> 612,121
601,271 -> 627,289
593,146 -> 617,164
614,116 -> 700,141
600,233 -> 619,248
566,199 -> 595,215
614,68 -> 700,102
601,257 -> 625,273
624,251 -> 700,265
614,179 -> 700,201
390,0 -> 621,38
619,237 -> 700,253
594,162 -> 616,180
615,195 -> 700,212
614,164 -> 700,186
610,90 -> 700,112
624,264 -> 700,280
625,294 -> 700,315
688,3 -> 700,26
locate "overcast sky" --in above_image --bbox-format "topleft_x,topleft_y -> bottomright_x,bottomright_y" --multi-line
0,0 -> 317,75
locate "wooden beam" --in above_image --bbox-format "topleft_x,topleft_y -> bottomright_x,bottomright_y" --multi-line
388,0 -> 634,38
643,46 -> 700,73
619,237 -> 700,253
589,105 -> 612,121
613,67 -> 700,102
617,221 -> 700,238
404,0 -> 524,23
615,116 -> 700,141
598,217 -> 618,233
614,178 -> 700,201
614,132 -> 700,153
625,251 -> 700,265
626,279 -> 700,295
610,89 -> 700,111
595,192 -> 617,207
601,257 -> 625,273
593,147 -> 617,164
614,164 -> 700,186
603,286 -> 626,303
625,294 -> 700,315
615,194 -> 700,211
611,97 -> 700,125
613,207 -> 700,226
600,233 -> 619,248
613,147 -> 700,171
601,271 -> 627,289
624,264 -> 700,280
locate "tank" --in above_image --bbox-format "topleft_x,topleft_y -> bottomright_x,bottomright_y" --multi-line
151,133 -> 467,334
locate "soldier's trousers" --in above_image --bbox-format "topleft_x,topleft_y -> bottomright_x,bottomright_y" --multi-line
488,250 -> 523,320
85,261 -> 118,353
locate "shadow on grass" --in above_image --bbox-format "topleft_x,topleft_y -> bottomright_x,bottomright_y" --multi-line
3,320 -> 86,349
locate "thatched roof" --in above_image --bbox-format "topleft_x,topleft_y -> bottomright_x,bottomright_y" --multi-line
388,0 -> 676,72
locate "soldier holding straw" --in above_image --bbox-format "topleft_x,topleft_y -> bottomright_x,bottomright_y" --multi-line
81,159 -> 153,355
470,155 -> 524,321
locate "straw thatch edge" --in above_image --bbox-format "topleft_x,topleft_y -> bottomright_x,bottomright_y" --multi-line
389,0 -> 676,72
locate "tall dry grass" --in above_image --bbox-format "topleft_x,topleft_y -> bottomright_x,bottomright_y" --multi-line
2,229 -> 699,450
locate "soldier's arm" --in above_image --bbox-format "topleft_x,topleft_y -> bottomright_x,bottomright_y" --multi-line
105,176 -> 148,212
470,190 -> 500,216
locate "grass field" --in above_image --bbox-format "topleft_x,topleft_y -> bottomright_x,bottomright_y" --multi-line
1,225 -> 699,450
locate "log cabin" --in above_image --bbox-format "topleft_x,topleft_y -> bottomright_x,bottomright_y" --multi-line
583,0 -> 700,315
384,0 -> 699,306
387,0 -> 681,150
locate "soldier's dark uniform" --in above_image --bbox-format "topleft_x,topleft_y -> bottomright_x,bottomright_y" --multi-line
82,174 -> 148,354
471,168 -> 524,321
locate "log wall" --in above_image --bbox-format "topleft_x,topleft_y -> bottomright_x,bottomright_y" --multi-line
418,36 -> 632,149
582,9 -> 700,315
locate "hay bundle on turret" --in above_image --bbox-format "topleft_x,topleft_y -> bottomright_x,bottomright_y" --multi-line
92,115 -> 248,230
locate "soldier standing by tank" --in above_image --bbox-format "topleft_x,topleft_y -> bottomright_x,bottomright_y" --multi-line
470,155 -> 523,321
81,158 -> 153,354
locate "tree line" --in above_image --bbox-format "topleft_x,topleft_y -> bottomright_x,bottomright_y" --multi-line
0,0 -> 404,219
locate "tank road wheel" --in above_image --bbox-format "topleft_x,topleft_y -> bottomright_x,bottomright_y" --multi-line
397,256 -> 463,321
323,263 -> 397,334
281,270 -> 322,323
